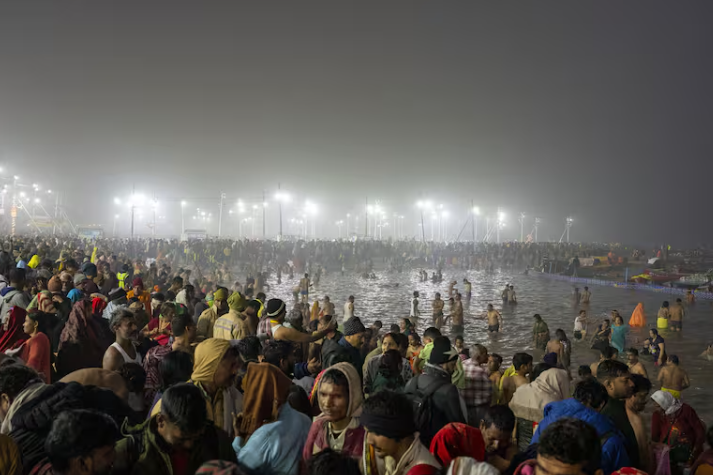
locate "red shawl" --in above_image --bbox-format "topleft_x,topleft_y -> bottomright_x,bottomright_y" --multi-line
0,307 -> 28,353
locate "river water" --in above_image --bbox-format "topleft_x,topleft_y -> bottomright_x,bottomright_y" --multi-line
266,268 -> 713,423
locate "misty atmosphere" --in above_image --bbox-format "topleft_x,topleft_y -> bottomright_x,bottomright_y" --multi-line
1,3 -> 712,245
0,4 -> 712,475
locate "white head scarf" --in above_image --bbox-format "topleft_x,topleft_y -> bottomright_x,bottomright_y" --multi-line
651,390 -> 683,416
447,458 -> 500,475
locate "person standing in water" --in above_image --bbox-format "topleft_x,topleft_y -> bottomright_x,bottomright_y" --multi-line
626,348 -> 649,379
432,292 -> 444,328
501,285 -> 510,306
343,295 -> 354,322
299,273 -> 311,300
486,304 -> 502,333
450,293 -> 464,336
410,291 -> 420,323
507,285 -> 517,304
670,298 -> 685,332
657,301 -> 670,330
463,278 -> 472,300
532,314 -> 550,351
573,310 -> 588,341
581,286 -> 592,304
657,354 -> 690,400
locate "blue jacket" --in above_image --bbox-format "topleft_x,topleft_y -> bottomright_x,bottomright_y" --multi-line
532,398 -> 630,475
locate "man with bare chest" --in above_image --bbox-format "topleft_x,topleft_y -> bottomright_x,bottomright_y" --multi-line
657,355 -> 689,399
486,304 -> 502,333
502,352 -> 532,404
669,298 -> 685,331
432,293 -> 445,328
451,293 -> 464,335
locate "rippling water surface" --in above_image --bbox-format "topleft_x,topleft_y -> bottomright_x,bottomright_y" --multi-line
267,268 -> 713,423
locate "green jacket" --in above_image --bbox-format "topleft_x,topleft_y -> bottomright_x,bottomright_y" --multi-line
112,416 -> 236,475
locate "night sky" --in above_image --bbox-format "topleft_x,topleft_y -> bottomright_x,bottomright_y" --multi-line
1,2 -> 711,245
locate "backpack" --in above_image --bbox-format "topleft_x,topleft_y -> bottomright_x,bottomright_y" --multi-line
407,375 -> 448,447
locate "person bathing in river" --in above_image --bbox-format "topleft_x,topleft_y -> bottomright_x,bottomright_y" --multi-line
432,292 -> 444,329
657,301 -> 671,330
486,304 -> 502,333
611,313 -> 628,354
670,298 -> 685,332
581,286 -> 592,304
450,293 -> 464,336
591,318 -> 611,352
507,285 -> 517,304
532,314 -> 550,351
657,354 -> 690,400
643,328 -> 666,366
573,310 -> 588,341
626,348 -> 649,379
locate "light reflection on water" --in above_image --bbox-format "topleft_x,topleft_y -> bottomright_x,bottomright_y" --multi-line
268,268 -> 713,422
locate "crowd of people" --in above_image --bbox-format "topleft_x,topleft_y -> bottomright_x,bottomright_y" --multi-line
0,235 -> 708,475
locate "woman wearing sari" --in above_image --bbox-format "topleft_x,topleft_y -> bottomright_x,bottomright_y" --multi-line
0,307 -> 28,354
19,311 -> 52,382
611,314 -> 628,354
55,300 -> 108,379
651,390 -> 705,472
532,314 -> 550,351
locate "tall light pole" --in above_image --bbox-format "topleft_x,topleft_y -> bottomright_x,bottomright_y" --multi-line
218,192 -> 226,237
496,209 -> 505,244
416,200 -> 432,242
113,214 -> 119,237
336,220 -> 344,238
275,189 -> 290,240
519,212 -> 526,242
180,201 -> 186,236
346,213 -> 351,237
472,206 -> 480,242
533,217 -> 541,242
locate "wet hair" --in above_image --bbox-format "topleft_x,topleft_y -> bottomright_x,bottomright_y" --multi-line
389,324 -> 400,333
531,363 -> 551,381
627,348 -> 639,356
0,364 -> 41,401
555,329 -> 568,341
533,314 -> 542,321
45,409 -> 121,472
117,363 -> 146,393
578,365 -> 593,378
109,307 -> 135,332
160,383 -> 208,434
631,374 -> 652,394
321,367 -> 350,391
669,355 -> 679,365
308,448 -> 361,475
482,405 -> 515,432
512,352 -> 533,371
308,320 -> 319,332
159,351 -> 194,391
263,340 -> 293,368
537,418 -> 602,475
573,379 -> 609,409
490,353 -> 503,366
373,320 -> 382,329
596,360 -> 630,385
455,335 -> 464,344
662,301 -> 669,308
650,328 -> 659,336
288,385 -> 312,418
601,346 -> 617,360
171,314 -> 194,338
423,327 -> 442,341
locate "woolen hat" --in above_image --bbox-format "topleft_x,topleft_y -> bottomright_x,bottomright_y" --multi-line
429,336 -> 459,365
47,276 -> 62,293
343,316 -> 366,336
266,298 -> 286,318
